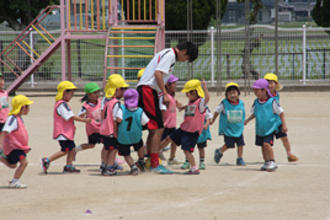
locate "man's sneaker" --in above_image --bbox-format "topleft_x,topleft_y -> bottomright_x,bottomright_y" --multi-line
184,169 -> 200,175
236,158 -> 246,166
9,180 -> 27,189
260,161 -> 271,171
288,154 -> 299,162
266,161 -> 278,172
214,149 -> 223,164
63,165 -> 80,173
102,168 -> 117,176
135,160 -> 145,172
181,161 -> 190,170
168,158 -> 181,165
199,162 -> 206,170
151,165 -> 173,174
41,157 -> 50,174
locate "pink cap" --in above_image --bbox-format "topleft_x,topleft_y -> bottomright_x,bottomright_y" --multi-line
167,74 -> 179,83
252,79 -> 273,97
123,88 -> 139,108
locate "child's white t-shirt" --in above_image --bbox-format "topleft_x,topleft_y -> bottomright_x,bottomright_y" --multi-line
2,115 -> 18,133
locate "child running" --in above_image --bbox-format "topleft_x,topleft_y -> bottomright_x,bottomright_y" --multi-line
245,79 -> 286,171
41,81 -> 91,174
100,74 -> 128,176
116,88 -> 149,175
160,79 -> 209,175
212,82 -> 246,166
0,72 -> 9,132
75,82 -> 105,165
159,74 -> 184,165
0,95 -> 33,188
264,73 -> 298,162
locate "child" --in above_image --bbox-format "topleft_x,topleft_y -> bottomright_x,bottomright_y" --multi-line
159,74 -> 184,165
137,68 -> 145,82
212,82 -> 246,166
0,95 -> 33,188
0,72 -> 9,132
116,88 -> 149,175
100,74 -> 128,176
160,79 -> 209,175
264,73 -> 298,162
245,79 -> 285,171
41,81 -> 91,174
75,82 -> 105,165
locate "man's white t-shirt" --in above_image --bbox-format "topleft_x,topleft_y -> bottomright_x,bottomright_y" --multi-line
137,48 -> 177,92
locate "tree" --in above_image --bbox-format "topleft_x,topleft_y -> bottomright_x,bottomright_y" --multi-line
0,0 -> 59,31
312,0 -> 330,28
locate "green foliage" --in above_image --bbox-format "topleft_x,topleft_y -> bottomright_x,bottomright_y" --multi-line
165,0 -> 227,30
312,0 -> 330,28
0,0 -> 59,30
236,0 -> 263,24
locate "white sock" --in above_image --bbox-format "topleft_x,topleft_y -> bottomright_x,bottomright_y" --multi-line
75,145 -> 82,152
11,178 -> 18,183
192,166 -> 198,171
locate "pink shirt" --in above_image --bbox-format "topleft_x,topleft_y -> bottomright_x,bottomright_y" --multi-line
0,90 -> 9,123
82,99 -> 101,136
53,100 -> 76,140
4,116 -> 30,155
163,94 -> 176,128
180,98 -> 205,135
100,98 -> 119,137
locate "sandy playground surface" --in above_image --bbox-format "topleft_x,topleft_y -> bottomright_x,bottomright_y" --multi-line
0,91 -> 330,220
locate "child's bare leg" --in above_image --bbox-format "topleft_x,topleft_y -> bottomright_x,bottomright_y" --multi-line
101,147 -> 106,163
198,147 -> 205,159
184,150 -> 196,167
124,155 -> 134,166
159,136 -> 171,151
0,157 -> 16,168
169,142 -> 177,160
76,143 -> 95,152
66,150 -> 75,165
262,143 -> 274,161
13,158 -> 28,180
107,149 -> 117,166
237,146 -> 244,158
48,151 -> 66,162
221,145 -> 228,153
137,147 -> 144,160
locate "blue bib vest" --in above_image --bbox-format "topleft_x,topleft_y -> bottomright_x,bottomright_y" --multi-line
117,104 -> 143,145
219,99 -> 245,137
197,120 -> 212,144
254,98 -> 280,136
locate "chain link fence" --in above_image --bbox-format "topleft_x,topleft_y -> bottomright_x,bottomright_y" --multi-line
0,25 -> 329,87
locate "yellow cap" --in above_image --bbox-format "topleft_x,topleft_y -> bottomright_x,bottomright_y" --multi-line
181,79 -> 205,98
9,95 -> 33,115
104,74 -> 129,98
225,82 -> 239,89
55,81 -> 77,101
264,73 -> 281,90
137,68 -> 145,79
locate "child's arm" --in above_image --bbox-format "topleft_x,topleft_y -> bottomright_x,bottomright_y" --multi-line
244,114 -> 255,125
201,80 -> 210,105
210,112 -> 219,125
71,116 -> 91,123
176,100 -> 187,112
279,112 -> 288,133
204,119 -> 211,130
0,131 -> 7,150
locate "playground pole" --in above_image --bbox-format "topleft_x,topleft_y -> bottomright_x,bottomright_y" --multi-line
60,0 -> 66,81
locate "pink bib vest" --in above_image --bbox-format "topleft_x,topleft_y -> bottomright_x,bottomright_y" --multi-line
100,98 -> 118,137
83,99 -> 101,136
163,94 -> 176,128
180,98 -> 205,135
53,100 -> 76,140
4,116 -> 30,155
0,90 -> 9,123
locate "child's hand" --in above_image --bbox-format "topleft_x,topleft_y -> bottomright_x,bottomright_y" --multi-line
244,120 -> 248,126
201,80 -> 207,88
203,124 -> 208,130
85,118 -> 92,124
178,105 -> 187,112
163,93 -> 170,106
282,125 -> 288,133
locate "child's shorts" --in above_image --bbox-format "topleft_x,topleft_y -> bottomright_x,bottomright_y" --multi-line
224,135 -> 245,148
170,128 -> 199,152
0,122 -> 4,132
88,133 -> 102,145
275,124 -> 287,139
117,139 -> 143,156
255,134 -> 274,147
197,141 -> 207,148
59,140 -> 76,152
161,127 -> 176,140
102,136 -> 117,150
6,149 -> 26,164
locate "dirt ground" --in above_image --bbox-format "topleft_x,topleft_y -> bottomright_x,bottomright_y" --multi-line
0,91 -> 330,220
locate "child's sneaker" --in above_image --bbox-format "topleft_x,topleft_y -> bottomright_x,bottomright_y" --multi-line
113,162 -> 124,170
0,149 -> 6,159
184,169 -> 200,175
151,165 -> 173,174
260,161 -> 270,171
168,158 -> 181,165
130,166 -> 139,176
102,168 -> 117,176
9,180 -> 27,189
181,161 -> 190,170
288,154 -> 299,162
41,157 -> 50,174
63,165 -> 80,173
266,161 -> 278,172
100,162 -> 106,171
199,162 -> 206,170
236,158 -> 246,166
135,160 -> 145,172
214,149 -> 223,164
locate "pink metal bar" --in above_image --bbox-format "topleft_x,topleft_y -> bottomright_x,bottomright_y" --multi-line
4,55 -> 24,74
97,0 -> 100,30
61,0 -> 66,80
65,34 -> 107,40
127,0 -> 130,20
0,60 -> 19,77
85,0 -> 89,30
138,0 -> 141,20
67,40 -> 72,81
149,0 -> 152,20
74,0 -> 77,30
103,28 -> 111,89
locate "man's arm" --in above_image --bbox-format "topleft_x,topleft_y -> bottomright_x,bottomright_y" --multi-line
154,70 -> 169,104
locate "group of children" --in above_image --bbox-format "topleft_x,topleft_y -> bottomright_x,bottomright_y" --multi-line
0,70 -> 298,188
